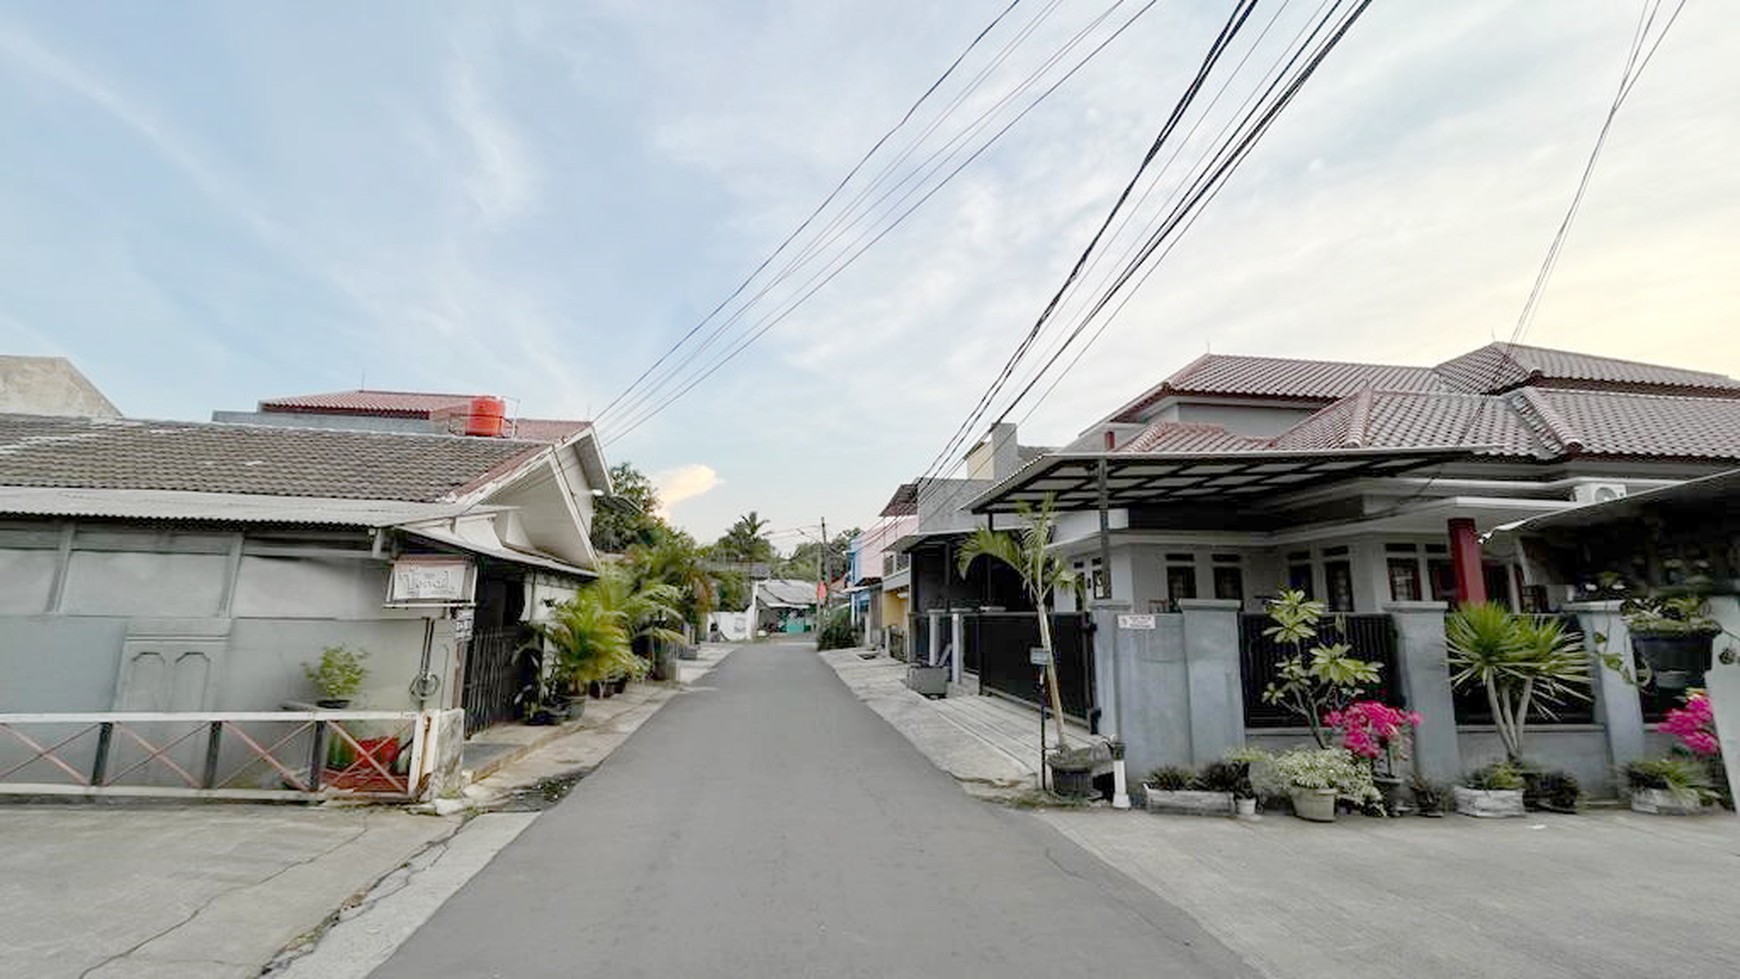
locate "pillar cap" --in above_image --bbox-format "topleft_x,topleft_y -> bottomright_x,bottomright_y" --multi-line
1382,600 -> 1451,613
1176,598 -> 1242,611
1563,600 -> 1625,612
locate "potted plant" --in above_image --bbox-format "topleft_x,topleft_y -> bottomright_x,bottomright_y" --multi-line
304,645 -> 368,708
1624,593 -> 1720,691
513,645 -> 584,726
1047,744 -> 1102,799
1625,757 -> 1717,815
1447,603 -> 1591,764
1521,768 -> 1581,814
1142,764 -> 1233,816
1268,746 -> 1378,822
1324,700 -> 1420,815
1258,589 -> 1383,748
1455,761 -> 1525,817
1409,775 -> 1448,817
1659,690 -> 1731,809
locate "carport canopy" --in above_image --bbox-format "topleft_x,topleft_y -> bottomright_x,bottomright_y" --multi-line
966,447 -> 1470,515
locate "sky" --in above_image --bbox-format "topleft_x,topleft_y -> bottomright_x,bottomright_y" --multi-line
2,1 -> 1736,545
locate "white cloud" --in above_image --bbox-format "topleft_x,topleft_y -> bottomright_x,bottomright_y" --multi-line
447,58 -> 538,224
653,463 -> 723,516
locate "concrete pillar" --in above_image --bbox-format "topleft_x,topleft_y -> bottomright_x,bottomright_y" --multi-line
1090,601 -> 1132,742
1567,600 -> 1646,769
1448,518 -> 1486,605
1178,599 -> 1245,767
927,611 -> 943,667
1383,601 -> 1461,782
950,612 -> 965,684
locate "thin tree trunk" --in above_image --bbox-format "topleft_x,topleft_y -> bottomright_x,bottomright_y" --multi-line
1036,601 -> 1069,751
1513,678 -> 1536,763
1486,684 -> 1516,761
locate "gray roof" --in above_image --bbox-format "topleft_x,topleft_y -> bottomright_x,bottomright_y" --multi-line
0,414 -> 545,502
0,486 -> 471,526
756,578 -> 820,607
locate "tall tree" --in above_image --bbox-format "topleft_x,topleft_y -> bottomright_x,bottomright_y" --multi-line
712,511 -> 776,564
591,462 -> 668,553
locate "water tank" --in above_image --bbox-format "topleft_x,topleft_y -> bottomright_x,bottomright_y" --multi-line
465,396 -> 507,437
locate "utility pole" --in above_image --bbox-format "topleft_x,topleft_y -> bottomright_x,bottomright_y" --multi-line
818,516 -> 828,629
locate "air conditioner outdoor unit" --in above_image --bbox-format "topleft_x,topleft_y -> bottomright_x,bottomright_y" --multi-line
1572,482 -> 1627,505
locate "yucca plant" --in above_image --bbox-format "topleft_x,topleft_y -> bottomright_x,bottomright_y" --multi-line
956,496 -> 1077,750
1447,603 -> 1591,762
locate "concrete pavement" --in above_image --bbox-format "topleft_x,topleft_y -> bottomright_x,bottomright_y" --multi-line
367,641 -> 1258,978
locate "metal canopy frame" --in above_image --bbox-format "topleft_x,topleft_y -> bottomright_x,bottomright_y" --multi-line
967,447 -> 1470,515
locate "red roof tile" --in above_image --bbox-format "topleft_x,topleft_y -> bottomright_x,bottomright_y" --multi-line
1435,343 -> 1740,396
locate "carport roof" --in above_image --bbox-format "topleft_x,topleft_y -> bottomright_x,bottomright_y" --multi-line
966,447 -> 1466,515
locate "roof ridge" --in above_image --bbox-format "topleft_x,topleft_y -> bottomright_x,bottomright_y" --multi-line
1498,341 -> 1737,381
1508,387 -> 1584,458
1340,385 -> 1374,448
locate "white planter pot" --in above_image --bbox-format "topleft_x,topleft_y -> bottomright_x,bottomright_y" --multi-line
1143,787 -> 1233,816
1630,788 -> 1711,816
1235,797 -> 1257,818
1454,786 -> 1524,818
1290,787 -> 1337,822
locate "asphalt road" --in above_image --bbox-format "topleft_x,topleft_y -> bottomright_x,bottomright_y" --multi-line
369,642 -> 1256,978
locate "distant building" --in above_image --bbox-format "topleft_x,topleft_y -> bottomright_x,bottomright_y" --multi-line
213,388 -> 589,442
0,355 -> 119,417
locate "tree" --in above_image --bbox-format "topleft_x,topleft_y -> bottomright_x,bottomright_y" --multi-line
590,462 -> 668,554
955,498 -> 1076,751
1258,589 -> 1382,748
712,511 -> 776,564
776,528 -> 859,581
1447,603 -> 1591,762
627,532 -> 716,632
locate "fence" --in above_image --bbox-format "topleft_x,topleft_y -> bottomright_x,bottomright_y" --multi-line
463,626 -> 531,735
0,710 -> 447,802
1240,613 -> 1402,728
964,612 -> 1095,722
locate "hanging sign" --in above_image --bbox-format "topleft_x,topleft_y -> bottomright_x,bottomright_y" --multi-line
451,607 -> 475,643
1029,647 -> 1052,666
1118,614 -> 1157,631
386,556 -> 475,606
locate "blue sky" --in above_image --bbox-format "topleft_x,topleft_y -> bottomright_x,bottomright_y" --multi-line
3,2 -> 1736,543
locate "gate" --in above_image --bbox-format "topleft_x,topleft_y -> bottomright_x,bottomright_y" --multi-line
968,612 -> 1095,722
462,626 -> 529,735
1240,613 -> 1401,727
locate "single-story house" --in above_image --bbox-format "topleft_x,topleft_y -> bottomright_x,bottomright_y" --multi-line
926,342 -> 1740,793
0,412 -> 608,735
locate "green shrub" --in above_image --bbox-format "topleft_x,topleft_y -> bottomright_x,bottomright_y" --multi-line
1625,756 -> 1712,795
1409,774 -> 1451,813
1521,767 -> 1581,811
304,645 -> 369,700
1269,747 -> 1379,805
1198,759 -> 1252,797
1464,761 -> 1525,791
816,609 -> 860,651
1146,765 -> 1196,791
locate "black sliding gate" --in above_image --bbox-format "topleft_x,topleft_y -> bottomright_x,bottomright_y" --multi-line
962,612 -> 1095,722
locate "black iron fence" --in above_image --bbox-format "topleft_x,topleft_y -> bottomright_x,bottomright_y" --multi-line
1240,613 -> 1402,728
462,626 -> 530,735
965,612 -> 1095,722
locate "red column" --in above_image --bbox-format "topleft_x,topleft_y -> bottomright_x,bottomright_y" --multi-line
1448,517 -> 1486,607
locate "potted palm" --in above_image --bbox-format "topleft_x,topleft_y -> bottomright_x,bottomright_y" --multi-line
304,645 -> 368,708
956,496 -> 1079,781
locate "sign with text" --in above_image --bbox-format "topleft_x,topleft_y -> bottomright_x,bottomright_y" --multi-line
386,557 -> 475,606
1117,614 -> 1158,630
1029,647 -> 1052,666
451,606 -> 475,643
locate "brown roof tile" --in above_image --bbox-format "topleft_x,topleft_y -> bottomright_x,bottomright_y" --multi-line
259,389 -> 474,417
1117,422 -> 1272,454
1435,343 -> 1740,395
0,414 -> 545,502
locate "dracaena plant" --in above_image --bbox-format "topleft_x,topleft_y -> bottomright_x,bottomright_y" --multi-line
1447,603 -> 1591,762
1258,589 -> 1381,748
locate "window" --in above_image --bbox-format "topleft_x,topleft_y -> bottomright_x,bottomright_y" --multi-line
1385,542 -> 1418,553
1387,558 -> 1422,602
1287,562 -> 1314,599
1325,560 -> 1354,612
1214,565 -> 1244,602
1167,561 -> 1198,606
1428,559 -> 1456,602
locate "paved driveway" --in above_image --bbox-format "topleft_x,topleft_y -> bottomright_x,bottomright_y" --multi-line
1041,806 -> 1740,979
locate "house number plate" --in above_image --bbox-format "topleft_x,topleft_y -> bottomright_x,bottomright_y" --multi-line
1118,614 -> 1157,630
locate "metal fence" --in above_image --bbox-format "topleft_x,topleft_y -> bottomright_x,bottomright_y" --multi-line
0,711 -> 430,801
967,612 -> 1095,722
1240,613 -> 1402,728
462,626 -> 530,735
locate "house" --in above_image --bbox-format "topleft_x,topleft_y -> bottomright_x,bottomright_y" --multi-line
0,355 -> 120,417
0,413 -> 609,735
951,342 -> 1740,793
705,578 -> 825,641
845,493 -> 918,652
213,388 -> 590,442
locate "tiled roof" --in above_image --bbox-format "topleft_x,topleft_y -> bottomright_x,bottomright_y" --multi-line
1435,343 -> 1740,395
0,414 -> 545,502
1263,388 -> 1740,462
509,418 -> 593,443
259,389 -> 474,418
1117,421 -> 1272,454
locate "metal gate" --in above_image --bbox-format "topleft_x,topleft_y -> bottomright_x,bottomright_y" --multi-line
462,626 -> 528,735
968,612 -> 1095,722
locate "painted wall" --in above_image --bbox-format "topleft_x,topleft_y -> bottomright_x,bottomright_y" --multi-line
0,521 -> 460,715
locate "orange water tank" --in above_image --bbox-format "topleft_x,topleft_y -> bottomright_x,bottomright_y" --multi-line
465,396 -> 507,437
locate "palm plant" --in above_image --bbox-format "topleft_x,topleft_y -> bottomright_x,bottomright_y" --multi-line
596,564 -> 687,663
956,497 -> 1076,750
628,535 -> 716,632
1447,603 -> 1591,762
532,586 -> 638,692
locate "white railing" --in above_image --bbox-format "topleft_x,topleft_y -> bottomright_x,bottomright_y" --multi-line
0,710 -> 458,802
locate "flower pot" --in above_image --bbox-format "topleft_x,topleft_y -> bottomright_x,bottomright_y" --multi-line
1235,797 -> 1257,818
1630,787 -> 1711,816
612,677 -> 629,694
1288,787 -> 1336,822
1050,766 -> 1095,799
1374,775 -> 1405,815
1630,632 -> 1716,683
1143,787 -> 1233,816
1454,786 -> 1524,818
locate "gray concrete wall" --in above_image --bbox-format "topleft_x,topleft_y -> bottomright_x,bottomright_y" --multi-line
0,521 -> 459,715
1174,401 -> 1316,437
1457,726 -> 1614,796
1094,606 -> 1193,780
1179,599 -> 1244,766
